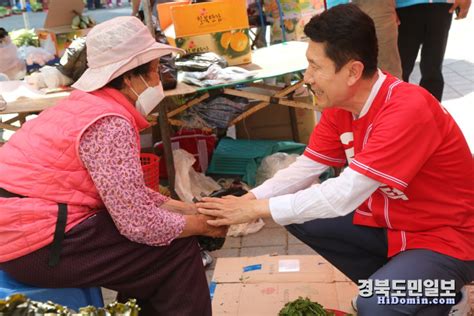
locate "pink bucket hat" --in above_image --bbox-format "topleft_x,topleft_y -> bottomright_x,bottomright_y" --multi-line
72,16 -> 183,92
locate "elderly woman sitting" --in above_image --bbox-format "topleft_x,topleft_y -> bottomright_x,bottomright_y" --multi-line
0,16 -> 224,315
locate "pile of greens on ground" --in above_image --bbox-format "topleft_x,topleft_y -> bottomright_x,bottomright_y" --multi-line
0,294 -> 140,316
0,6 -> 11,18
279,297 -> 339,316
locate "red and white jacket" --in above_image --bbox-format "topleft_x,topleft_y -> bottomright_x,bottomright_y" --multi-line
303,73 -> 473,260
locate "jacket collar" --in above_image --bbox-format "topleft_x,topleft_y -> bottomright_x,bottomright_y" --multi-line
91,87 -> 150,131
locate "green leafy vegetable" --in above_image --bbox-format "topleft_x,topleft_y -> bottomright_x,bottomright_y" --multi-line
9,28 -> 39,47
279,297 -> 335,316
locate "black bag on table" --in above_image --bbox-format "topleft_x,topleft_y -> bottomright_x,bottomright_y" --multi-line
155,30 -> 179,90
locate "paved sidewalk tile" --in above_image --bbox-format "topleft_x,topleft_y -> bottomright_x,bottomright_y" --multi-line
240,245 -> 287,257
241,227 -> 287,247
221,236 -> 241,249
288,233 -> 304,245
287,244 -> 315,255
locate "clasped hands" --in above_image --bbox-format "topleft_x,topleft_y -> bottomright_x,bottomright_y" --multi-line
196,195 -> 270,227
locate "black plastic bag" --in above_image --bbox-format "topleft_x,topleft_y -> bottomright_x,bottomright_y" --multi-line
155,29 -> 178,90
57,37 -> 87,82
197,182 -> 247,252
175,52 -> 228,72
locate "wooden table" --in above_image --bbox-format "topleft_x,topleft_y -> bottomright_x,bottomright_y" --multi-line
154,41 -> 312,197
1,41 -> 313,198
0,91 -> 70,132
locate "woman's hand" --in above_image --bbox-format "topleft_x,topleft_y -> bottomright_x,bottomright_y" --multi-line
196,196 -> 271,227
198,214 -> 229,237
179,214 -> 228,238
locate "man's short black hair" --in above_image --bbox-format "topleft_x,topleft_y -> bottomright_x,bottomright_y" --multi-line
304,4 -> 378,78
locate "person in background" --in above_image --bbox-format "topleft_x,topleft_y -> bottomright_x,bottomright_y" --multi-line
326,0 -> 403,78
0,27 -> 26,80
131,0 -> 161,18
197,4 -> 473,315
396,0 -> 471,101
0,17 -> 224,315
87,0 -> 105,10
107,0 -> 123,7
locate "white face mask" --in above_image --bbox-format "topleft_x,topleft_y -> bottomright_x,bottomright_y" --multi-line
128,75 -> 165,116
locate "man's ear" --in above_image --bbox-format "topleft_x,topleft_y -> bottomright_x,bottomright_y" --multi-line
347,60 -> 364,86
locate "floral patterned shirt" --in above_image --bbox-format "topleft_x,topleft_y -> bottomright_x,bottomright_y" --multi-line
78,115 -> 185,246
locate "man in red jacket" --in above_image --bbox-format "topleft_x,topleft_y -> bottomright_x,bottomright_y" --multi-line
198,4 -> 473,316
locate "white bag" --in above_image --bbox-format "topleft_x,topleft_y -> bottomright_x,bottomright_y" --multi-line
174,149 -> 221,203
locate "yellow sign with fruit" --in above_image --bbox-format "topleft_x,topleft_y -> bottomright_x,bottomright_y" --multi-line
164,0 -> 251,65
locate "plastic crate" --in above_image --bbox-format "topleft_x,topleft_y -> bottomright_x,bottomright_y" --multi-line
140,153 -> 160,191
207,138 -> 305,186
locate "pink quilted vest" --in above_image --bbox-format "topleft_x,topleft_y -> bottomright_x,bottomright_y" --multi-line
0,87 -> 149,262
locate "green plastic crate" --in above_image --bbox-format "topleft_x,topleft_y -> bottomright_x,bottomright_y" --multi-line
207,138 -> 305,186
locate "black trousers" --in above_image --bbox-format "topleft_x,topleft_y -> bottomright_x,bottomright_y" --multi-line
87,0 -> 102,9
0,211 -> 212,316
286,212 -> 474,316
397,3 -> 453,101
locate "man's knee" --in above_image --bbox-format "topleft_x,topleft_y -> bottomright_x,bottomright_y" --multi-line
285,222 -> 322,242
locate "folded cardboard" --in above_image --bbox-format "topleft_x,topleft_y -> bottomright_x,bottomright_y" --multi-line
162,0 -> 252,66
157,0 -> 191,30
37,0 -> 90,57
213,255 -> 351,284
211,255 -> 358,315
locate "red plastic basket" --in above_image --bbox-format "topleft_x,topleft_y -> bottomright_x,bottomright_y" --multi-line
140,153 -> 160,191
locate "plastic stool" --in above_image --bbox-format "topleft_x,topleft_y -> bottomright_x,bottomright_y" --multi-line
0,270 -> 103,311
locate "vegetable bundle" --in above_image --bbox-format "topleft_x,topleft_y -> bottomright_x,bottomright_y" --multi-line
0,294 -> 140,316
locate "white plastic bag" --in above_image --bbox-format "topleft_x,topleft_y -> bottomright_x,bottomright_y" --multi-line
0,40 -> 26,80
25,66 -> 73,89
255,152 -> 299,186
227,218 -> 266,237
17,46 -> 55,66
174,149 -> 221,203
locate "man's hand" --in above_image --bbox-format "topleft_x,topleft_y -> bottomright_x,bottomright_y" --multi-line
450,0 -> 471,19
196,196 -> 271,227
241,192 -> 257,200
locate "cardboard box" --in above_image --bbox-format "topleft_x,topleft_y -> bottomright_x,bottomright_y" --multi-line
37,0 -> 91,57
235,88 -> 316,144
162,0 -> 252,66
157,0 -> 190,30
211,255 -> 358,315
